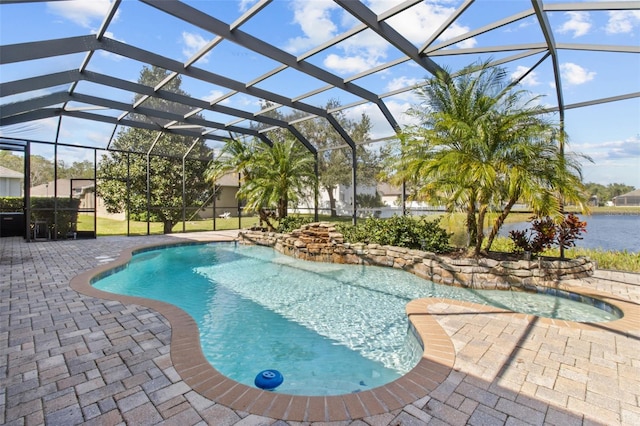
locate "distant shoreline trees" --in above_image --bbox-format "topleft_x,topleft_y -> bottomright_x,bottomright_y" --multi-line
584,182 -> 635,206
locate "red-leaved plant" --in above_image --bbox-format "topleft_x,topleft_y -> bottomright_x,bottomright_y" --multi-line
509,214 -> 587,256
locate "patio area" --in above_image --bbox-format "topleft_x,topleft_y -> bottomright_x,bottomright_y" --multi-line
1,232 -> 639,425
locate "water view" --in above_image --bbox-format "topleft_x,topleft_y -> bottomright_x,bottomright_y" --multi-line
500,214 -> 640,253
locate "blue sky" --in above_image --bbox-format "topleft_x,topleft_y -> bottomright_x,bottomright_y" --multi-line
1,0 -> 639,187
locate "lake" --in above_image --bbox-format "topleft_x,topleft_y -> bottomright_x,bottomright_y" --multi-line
499,214 -> 640,253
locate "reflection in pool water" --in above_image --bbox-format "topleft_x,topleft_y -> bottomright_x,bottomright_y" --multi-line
93,243 -> 619,395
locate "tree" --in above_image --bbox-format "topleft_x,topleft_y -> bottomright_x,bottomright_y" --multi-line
0,151 -> 24,174
57,160 -> 94,179
303,106 -> 378,216
240,139 -> 316,220
2,151 -> 97,184
0,151 -> 58,187
205,138 -> 316,230
607,182 -> 635,199
256,100 -> 379,216
356,192 -> 385,208
97,66 -> 210,233
584,182 -> 635,205
384,60 -> 589,256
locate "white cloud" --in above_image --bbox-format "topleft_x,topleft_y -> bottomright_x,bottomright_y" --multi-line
233,95 -> 261,109
342,100 -> 416,139
386,99 -> 420,129
47,0 -> 116,28
560,62 -> 596,85
571,136 -> 640,186
287,0 -> 476,75
386,76 -> 420,92
383,77 -> 421,102
238,0 -> 258,13
182,32 -> 210,62
99,30 -> 119,41
95,31 -> 125,60
606,10 -> 640,34
322,30 -> 389,74
367,0 -> 476,49
557,11 -> 591,38
505,18 -> 536,33
510,66 -> 540,87
605,136 -> 640,159
323,53 -> 379,74
454,37 -> 477,49
284,0 -> 339,53
203,90 -> 231,105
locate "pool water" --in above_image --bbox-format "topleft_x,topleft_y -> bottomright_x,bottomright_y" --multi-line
93,243 -> 618,395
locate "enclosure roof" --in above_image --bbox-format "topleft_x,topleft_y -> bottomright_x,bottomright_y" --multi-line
1,0 -> 639,159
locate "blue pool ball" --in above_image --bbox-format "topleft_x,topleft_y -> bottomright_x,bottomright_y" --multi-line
254,369 -> 284,390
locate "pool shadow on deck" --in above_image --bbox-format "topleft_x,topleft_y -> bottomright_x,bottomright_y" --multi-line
408,302 -> 621,425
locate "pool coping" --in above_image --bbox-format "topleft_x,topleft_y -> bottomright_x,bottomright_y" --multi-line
69,238 -> 639,422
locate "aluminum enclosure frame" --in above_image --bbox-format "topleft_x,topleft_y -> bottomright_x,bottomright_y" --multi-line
1,0 -> 639,229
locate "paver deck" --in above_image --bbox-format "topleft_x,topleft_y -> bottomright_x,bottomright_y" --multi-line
1,232 -> 639,425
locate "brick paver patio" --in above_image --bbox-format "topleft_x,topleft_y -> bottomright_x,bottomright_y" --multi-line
1,232 -> 638,425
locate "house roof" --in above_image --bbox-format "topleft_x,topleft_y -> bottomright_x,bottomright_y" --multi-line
0,165 -> 23,179
613,189 -> 640,199
377,182 -> 401,196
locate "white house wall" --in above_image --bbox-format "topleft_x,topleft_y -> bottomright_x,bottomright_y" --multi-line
0,177 -> 22,197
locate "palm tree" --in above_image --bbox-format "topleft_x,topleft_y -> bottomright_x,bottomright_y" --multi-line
239,139 -> 316,220
387,60 -> 589,256
482,130 -> 589,252
205,138 -> 316,230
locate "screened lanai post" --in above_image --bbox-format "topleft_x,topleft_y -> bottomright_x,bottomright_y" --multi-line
285,125 -> 318,220
24,141 -> 31,242
146,133 -> 162,235
182,156 -> 186,233
375,99 -> 403,218
146,151 -> 151,235
182,137 -> 201,233
53,134 -> 59,240
326,114 -> 357,225
126,152 -> 130,237
314,152 -> 319,222
213,185 -> 217,231
352,146 -> 357,225
559,122 -> 566,259
402,181 -> 407,216
532,0 -> 566,258
93,149 -> 97,238
237,172 -> 242,229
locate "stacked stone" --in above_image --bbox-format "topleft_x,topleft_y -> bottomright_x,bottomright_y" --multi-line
238,224 -> 594,291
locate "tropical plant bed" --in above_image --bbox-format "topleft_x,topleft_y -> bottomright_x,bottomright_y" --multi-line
239,223 -> 594,292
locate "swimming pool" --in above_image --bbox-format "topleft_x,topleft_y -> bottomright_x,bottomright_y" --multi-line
93,242 -> 619,395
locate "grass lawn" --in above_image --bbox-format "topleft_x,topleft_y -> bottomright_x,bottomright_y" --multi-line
76,209 -> 639,272
77,214 -> 260,236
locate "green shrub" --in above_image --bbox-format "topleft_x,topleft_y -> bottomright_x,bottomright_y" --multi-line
30,197 -> 80,238
336,215 -> 451,253
0,196 -> 80,238
276,215 -> 314,233
0,197 -> 23,212
489,236 -> 516,253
